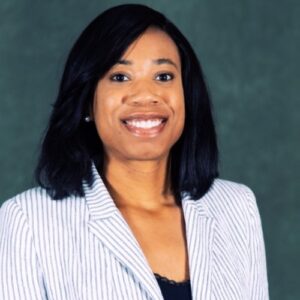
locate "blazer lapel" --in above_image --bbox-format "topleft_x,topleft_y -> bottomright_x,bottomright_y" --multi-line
85,165 -> 163,300
182,195 -> 217,300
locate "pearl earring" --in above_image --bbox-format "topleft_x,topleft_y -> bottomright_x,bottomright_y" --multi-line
84,116 -> 92,122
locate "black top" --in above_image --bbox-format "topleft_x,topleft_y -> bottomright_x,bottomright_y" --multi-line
154,273 -> 192,300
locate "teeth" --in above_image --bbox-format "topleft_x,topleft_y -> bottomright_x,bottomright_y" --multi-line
125,119 -> 163,129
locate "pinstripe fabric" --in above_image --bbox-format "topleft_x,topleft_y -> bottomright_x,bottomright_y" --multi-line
0,165 -> 269,299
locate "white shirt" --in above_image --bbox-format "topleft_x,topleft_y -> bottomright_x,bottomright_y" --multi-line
0,165 -> 269,299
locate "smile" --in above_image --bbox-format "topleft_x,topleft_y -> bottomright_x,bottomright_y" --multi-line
124,118 -> 165,129
121,117 -> 168,137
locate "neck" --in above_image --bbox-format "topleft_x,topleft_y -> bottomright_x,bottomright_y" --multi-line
102,155 -> 176,211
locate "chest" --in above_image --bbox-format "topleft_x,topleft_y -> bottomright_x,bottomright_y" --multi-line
118,207 -> 190,282
33,201 -> 249,300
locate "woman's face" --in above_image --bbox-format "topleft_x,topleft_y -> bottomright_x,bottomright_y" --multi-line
93,27 -> 185,163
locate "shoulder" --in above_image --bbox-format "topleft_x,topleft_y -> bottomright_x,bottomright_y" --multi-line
210,178 -> 255,200
198,178 -> 260,226
1,187 -> 53,209
203,178 -> 256,206
0,187 -> 87,228
1,187 -> 47,220
195,178 -> 265,253
1,187 -> 61,215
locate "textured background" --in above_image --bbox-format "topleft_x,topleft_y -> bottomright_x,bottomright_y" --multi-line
0,0 -> 299,298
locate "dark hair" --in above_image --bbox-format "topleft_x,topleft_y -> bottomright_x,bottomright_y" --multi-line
35,4 -> 219,203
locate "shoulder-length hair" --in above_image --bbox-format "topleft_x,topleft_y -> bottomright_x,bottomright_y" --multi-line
35,4 -> 219,203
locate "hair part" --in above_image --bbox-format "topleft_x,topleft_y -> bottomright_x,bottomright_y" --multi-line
35,4 -> 219,203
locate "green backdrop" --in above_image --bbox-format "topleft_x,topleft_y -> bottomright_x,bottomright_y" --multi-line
1,0 -> 299,299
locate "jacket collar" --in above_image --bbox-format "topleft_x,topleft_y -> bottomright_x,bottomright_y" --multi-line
83,163 -> 119,220
84,163 -> 216,300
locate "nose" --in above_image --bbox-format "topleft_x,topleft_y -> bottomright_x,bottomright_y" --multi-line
122,81 -> 162,106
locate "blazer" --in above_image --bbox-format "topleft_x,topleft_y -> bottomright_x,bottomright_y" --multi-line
0,165 -> 269,300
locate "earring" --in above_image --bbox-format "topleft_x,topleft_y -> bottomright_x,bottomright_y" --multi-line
84,116 -> 92,122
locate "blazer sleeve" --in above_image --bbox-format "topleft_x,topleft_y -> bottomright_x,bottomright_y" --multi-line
0,198 -> 48,299
243,185 -> 270,300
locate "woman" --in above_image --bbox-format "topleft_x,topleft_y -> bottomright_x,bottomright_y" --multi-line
0,4 -> 269,300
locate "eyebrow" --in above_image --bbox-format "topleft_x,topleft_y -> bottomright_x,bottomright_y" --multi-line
116,58 -> 178,70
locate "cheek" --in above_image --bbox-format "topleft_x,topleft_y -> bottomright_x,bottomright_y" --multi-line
93,100 -> 112,142
167,93 -> 185,143
173,91 -> 185,123
177,109 -> 185,137
176,94 -> 186,134
93,90 -> 118,126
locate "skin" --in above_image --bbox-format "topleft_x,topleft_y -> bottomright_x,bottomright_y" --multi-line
92,27 -> 185,211
92,27 -> 189,281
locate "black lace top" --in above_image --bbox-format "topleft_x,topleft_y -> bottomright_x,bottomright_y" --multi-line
154,273 -> 192,300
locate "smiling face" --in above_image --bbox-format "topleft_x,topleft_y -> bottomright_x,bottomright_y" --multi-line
92,27 -> 185,163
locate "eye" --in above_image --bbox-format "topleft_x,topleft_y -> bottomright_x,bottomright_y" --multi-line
155,73 -> 174,82
110,73 -> 130,82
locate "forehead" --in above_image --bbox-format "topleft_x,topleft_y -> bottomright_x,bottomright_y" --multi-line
120,27 -> 181,64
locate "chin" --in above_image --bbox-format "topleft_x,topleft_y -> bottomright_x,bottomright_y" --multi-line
125,148 -> 169,162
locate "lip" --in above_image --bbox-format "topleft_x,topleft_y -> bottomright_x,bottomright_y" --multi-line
120,112 -> 169,138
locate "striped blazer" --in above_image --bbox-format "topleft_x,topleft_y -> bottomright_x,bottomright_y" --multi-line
0,165 -> 269,299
